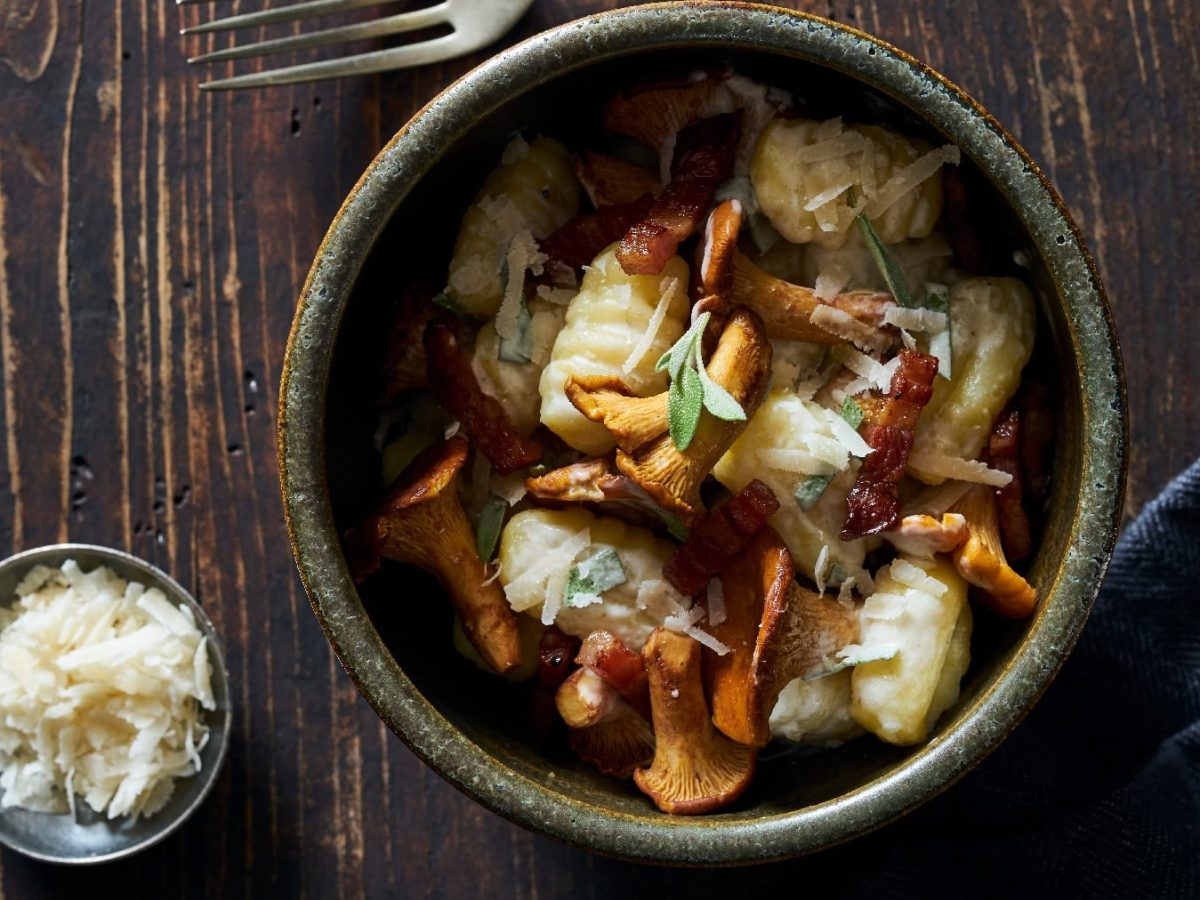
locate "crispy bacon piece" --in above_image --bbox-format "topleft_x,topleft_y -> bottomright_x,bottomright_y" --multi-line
988,409 -> 1033,562
423,319 -> 542,475
541,194 -> 655,270
942,166 -> 989,276
662,480 -> 780,596
841,350 -> 939,539
1018,380 -> 1055,503
616,113 -> 741,276
576,630 -> 649,719
528,626 -> 581,738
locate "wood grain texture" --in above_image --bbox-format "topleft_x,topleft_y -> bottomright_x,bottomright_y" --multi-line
0,0 -> 1195,895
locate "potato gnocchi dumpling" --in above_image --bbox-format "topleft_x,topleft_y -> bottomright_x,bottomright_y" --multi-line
539,246 -> 690,454
713,390 -> 868,583
472,299 -> 566,436
769,669 -> 864,746
910,277 -> 1037,482
498,507 -> 689,652
751,118 -> 947,247
447,136 -> 582,317
850,556 -> 971,745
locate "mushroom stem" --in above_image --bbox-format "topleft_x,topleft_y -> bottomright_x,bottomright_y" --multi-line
730,250 -> 895,345
951,485 -> 1038,619
363,436 -> 522,674
634,628 -> 756,814
556,667 -> 618,728
702,527 -> 861,747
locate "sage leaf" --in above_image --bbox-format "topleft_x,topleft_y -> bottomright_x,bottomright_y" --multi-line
475,494 -> 507,562
669,364 -> 704,451
794,473 -> 834,512
856,210 -> 915,308
841,396 -> 864,430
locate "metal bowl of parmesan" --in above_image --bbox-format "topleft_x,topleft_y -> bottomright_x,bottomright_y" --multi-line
0,544 -> 231,864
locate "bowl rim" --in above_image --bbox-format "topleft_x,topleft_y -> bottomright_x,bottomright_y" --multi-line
277,0 -> 1128,865
0,543 -> 232,865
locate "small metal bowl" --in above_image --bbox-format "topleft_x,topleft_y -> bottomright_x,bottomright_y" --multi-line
0,544 -> 231,865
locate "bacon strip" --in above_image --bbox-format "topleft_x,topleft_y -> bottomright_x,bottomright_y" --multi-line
988,409 -> 1033,562
423,319 -> 543,475
616,113 -> 741,276
841,350 -> 939,539
528,626 -> 581,739
662,479 -> 780,596
942,166 -> 989,276
541,194 -> 655,270
576,630 -> 649,719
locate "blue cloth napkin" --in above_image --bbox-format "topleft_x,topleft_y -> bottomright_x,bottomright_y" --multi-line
820,459 -> 1200,897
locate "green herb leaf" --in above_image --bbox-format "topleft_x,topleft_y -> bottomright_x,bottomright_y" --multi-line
668,364 -> 704,450
841,396 -> 864,430
653,507 -> 691,541
855,210 -> 915,308
794,473 -> 834,511
496,260 -> 534,363
475,494 -> 508,562
563,547 -> 627,607
431,291 -> 468,317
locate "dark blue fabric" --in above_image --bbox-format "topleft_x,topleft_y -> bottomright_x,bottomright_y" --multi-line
841,459 -> 1200,897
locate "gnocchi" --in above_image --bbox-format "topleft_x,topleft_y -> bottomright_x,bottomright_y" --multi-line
713,390 -> 869,583
539,246 -> 690,454
769,669 -> 864,746
472,298 -> 566,436
498,507 -> 690,652
850,556 -> 970,745
910,277 -> 1037,482
447,136 -> 582,317
751,118 -> 948,247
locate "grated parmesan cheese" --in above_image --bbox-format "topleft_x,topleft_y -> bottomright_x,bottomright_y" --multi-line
866,145 -> 961,218
809,305 -> 891,354
0,561 -> 214,820
883,306 -> 948,333
906,452 -> 1014,487
623,277 -> 680,375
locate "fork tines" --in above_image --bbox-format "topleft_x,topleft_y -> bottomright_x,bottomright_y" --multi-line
181,0 -> 529,91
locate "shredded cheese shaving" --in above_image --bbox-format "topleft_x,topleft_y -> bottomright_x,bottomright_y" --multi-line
883,306 -> 948,333
0,561 -> 214,820
622,276 -> 680,374
809,305 -> 891,354
866,145 -> 961,218
908,452 -> 1014,487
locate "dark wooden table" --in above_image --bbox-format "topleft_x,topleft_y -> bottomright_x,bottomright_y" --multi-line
0,0 -> 1195,895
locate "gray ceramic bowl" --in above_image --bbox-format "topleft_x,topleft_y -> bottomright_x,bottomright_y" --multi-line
0,544 -> 231,864
279,2 -> 1126,865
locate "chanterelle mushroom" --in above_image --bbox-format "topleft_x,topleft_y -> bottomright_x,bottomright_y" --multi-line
634,628 -> 756,814
691,200 -> 895,350
354,436 -> 522,674
568,701 -> 656,778
566,307 -> 772,523
704,528 -> 861,747
951,484 -> 1038,619
883,513 -> 969,559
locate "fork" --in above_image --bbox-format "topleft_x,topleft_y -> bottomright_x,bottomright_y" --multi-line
181,0 -> 535,91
